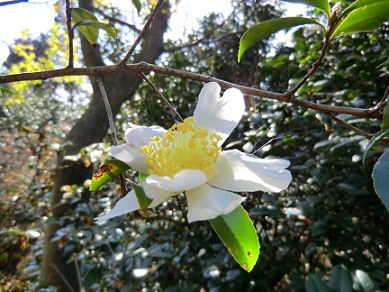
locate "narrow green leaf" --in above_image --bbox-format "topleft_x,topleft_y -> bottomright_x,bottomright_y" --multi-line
127,180 -> 152,209
90,159 -> 130,191
281,0 -> 331,18
362,128 -> 389,163
238,17 -> 323,62
381,97 -> 389,130
305,274 -> 332,292
0,87 -> 15,97
376,59 -> 389,69
372,150 -> 389,211
73,19 -> 116,39
71,7 -> 99,45
329,265 -> 353,292
209,206 -> 259,272
331,1 -> 389,39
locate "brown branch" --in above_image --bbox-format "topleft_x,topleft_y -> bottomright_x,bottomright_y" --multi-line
140,72 -> 184,122
95,8 -> 141,33
119,0 -> 165,65
0,61 -> 383,121
326,113 -> 372,139
65,0 -> 74,68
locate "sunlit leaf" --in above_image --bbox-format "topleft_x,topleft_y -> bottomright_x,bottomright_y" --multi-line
372,150 -> 389,211
362,128 -> 389,163
209,206 -> 259,272
90,159 -> 130,191
71,7 -> 99,45
73,19 -> 116,39
331,1 -> 389,39
342,0 -> 389,16
238,17 -> 323,62
0,87 -> 15,98
281,0 -> 331,18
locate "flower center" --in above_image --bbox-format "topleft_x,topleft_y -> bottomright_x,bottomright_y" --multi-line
140,117 -> 222,180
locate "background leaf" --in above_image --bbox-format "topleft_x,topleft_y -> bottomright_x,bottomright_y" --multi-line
372,150 -> 389,210
90,159 -> 130,191
209,206 -> 260,272
305,274 -> 332,292
331,1 -> 389,39
238,17 -> 322,62
362,128 -> 389,163
329,265 -> 353,292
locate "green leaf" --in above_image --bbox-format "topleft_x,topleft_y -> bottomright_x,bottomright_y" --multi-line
71,7 -> 99,45
342,0 -> 389,16
331,1 -> 389,39
238,17 -> 323,62
132,0 -> 141,14
329,265 -> 353,292
353,270 -> 375,292
127,180 -> 152,209
362,128 -> 389,163
376,59 -> 389,69
281,0 -> 331,18
73,19 -> 116,39
0,87 -> 15,97
305,274 -> 332,292
372,150 -> 389,211
381,97 -> 389,130
90,159 -> 130,191
209,206 -> 259,272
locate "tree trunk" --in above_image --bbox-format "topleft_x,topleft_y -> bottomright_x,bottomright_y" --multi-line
40,1 -> 170,290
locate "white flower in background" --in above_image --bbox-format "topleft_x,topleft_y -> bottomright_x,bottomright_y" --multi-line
96,82 -> 292,223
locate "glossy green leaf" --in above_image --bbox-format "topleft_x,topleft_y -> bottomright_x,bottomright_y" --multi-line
73,19 -> 116,39
305,274 -> 332,292
238,17 -> 323,62
71,7 -> 99,45
372,150 -> 389,211
353,270 -> 375,292
362,128 -> 389,163
342,0 -> 389,16
209,206 -> 259,272
329,265 -> 353,292
127,180 -> 152,209
90,159 -> 130,191
281,0 -> 331,18
332,1 -> 389,39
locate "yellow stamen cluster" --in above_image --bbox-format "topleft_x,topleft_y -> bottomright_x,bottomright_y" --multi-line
140,117 -> 222,180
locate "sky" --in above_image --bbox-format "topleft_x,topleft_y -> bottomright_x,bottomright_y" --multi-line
0,0 -> 307,64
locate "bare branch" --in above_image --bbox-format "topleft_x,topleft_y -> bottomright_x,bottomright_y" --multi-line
141,72 -> 184,122
95,8 -> 141,33
119,0 -> 165,65
65,0 -> 74,68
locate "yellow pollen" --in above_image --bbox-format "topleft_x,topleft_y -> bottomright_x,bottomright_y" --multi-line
140,117 -> 222,179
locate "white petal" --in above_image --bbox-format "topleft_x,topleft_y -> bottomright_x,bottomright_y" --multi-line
208,150 -> 292,193
185,184 -> 243,223
111,144 -> 149,173
95,190 -> 140,223
111,125 -> 166,173
193,82 -> 245,145
140,181 -> 174,208
144,169 -> 207,193
124,124 -> 166,148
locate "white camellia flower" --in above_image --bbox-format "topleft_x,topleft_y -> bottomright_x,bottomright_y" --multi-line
96,82 -> 292,223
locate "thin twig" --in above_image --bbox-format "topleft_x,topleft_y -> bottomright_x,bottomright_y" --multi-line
95,76 -> 118,145
95,76 -> 128,196
73,254 -> 83,290
65,0 -> 74,68
119,0 -> 165,65
141,72 -> 184,122
327,113 -> 372,139
50,260 -> 77,292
